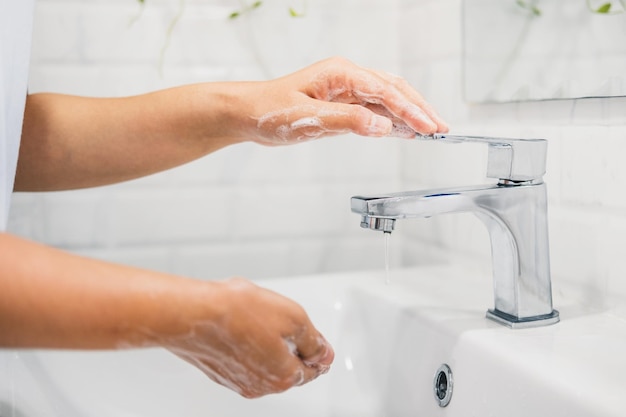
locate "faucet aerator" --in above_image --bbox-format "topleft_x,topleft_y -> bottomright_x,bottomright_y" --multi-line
361,216 -> 395,233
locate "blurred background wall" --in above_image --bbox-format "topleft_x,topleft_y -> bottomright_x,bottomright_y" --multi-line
11,0 -> 408,280
10,0 -> 626,312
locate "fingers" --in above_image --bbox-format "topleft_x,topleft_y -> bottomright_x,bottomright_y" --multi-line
278,296 -> 334,376
303,101 -> 393,138
300,100 -> 428,139
290,308 -> 334,384
256,99 -> 426,141
348,69 -> 447,136
253,57 -> 447,143
263,294 -> 334,392
254,102 -> 393,144
280,327 -> 333,392
291,329 -> 334,370
305,57 -> 449,137
181,279 -> 334,398
233,326 -> 333,397
372,69 -> 449,134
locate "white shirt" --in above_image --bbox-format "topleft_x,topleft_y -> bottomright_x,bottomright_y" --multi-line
0,0 -> 35,230
0,0 -> 35,409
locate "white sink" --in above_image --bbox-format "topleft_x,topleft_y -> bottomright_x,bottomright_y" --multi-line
2,266 -> 625,416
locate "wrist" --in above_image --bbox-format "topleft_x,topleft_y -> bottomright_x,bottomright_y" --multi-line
135,277 -> 221,347
190,82 -> 261,146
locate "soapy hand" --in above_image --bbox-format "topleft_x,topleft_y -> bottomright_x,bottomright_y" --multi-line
164,278 -> 334,398
250,56 -> 448,145
0,232 -> 332,399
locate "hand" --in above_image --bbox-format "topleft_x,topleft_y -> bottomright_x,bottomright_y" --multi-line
163,278 -> 334,398
248,56 -> 448,145
0,234 -> 332,399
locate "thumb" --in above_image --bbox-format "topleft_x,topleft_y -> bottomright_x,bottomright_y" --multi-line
302,335 -> 334,369
292,326 -> 334,369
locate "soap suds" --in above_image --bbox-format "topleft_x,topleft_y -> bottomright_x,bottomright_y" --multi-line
255,106 -> 351,144
391,123 -> 418,138
290,116 -> 323,130
123,303 -> 332,398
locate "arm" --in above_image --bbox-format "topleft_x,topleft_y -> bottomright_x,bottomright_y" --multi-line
0,233 -> 332,398
16,57 -> 447,191
17,84 -> 246,191
7,57 -> 444,397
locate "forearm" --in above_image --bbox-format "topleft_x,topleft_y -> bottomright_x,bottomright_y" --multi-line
0,232 -> 210,349
0,232 -> 334,397
16,83 -> 253,191
15,58 -> 448,192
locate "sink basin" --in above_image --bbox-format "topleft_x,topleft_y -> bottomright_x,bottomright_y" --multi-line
2,266 -> 625,416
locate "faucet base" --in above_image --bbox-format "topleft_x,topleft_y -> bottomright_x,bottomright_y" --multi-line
486,309 -> 560,329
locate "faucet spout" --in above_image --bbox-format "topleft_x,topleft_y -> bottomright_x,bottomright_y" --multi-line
351,181 -> 559,329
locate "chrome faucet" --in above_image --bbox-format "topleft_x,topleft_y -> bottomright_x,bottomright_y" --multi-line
351,134 -> 559,329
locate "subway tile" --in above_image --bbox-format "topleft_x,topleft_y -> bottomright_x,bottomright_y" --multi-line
400,135 -> 487,187
115,137 -> 401,189
516,100 -> 576,126
106,186 -> 235,245
286,234 -> 401,274
98,181 -> 394,247
90,235 -> 398,281
6,194 -> 47,242
232,137 -> 401,185
315,12 -> 399,70
157,8 -> 264,67
30,2 -> 83,63
400,212 -> 492,263
39,189 -> 113,248
559,125 -> 626,209
168,236 -> 394,280
416,59 -> 466,123
605,215 -> 626,305
604,96 -> 626,125
28,63 -> 233,96
55,3 -> 165,64
397,238 -> 449,268
229,183 -> 361,239
72,245 -> 175,273
23,0 -> 626,297
170,235 -> 399,281
548,205 -> 614,308
398,0 -> 462,62
569,97 -> 612,126
464,101 -> 520,126
171,240 -> 293,280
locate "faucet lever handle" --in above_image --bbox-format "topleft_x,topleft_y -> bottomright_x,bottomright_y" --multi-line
417,134 -> 547,183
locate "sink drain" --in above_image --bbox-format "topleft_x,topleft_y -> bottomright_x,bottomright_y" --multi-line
433,364 -> 453,407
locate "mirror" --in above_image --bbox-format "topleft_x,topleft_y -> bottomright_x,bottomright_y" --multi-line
463,0 -> 626,103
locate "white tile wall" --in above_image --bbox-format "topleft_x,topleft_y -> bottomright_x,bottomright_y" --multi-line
399,0 -> 626,312
10,0 -> 405,281
10,0 -> 626,313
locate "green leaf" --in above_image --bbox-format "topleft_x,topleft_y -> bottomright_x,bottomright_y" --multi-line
596,2 -> 612,12
515,0 -> 541,16
229,1 -> 263,20
289,7 -> 305,17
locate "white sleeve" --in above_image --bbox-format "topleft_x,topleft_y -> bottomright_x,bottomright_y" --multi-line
0,0 -> 35,231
